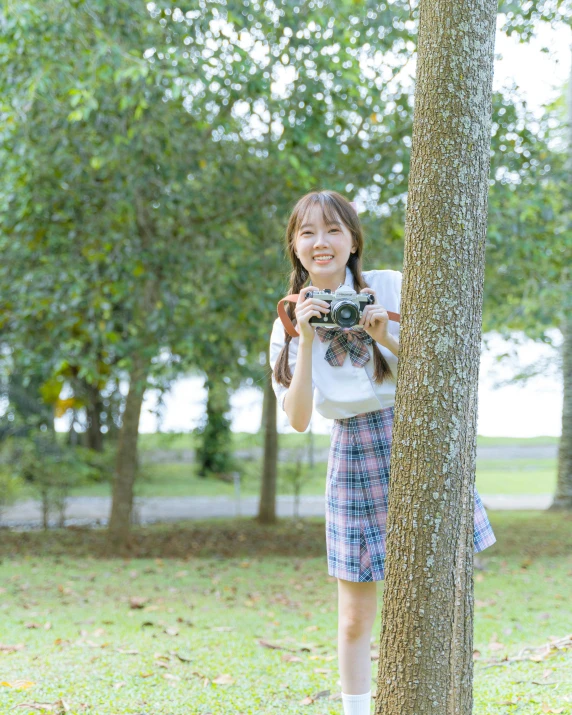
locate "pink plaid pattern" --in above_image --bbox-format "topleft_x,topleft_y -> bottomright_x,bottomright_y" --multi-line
314,326 -> 373,368
325,406 -> 496,582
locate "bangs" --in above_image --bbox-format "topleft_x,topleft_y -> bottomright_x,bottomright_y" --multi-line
294,193 -> 346,234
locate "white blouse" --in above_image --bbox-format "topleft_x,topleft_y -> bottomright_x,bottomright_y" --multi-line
269,266 -> 402,420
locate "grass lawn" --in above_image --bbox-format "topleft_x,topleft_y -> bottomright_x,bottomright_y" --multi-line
17,433 -> 555,502
137,432 -> 560,452
54,457 -> 557,500
1,512 -> 571,714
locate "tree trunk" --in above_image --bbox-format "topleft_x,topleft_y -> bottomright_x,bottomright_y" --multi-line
195,374 -> 233,478
377,1 -> 497,713
257,367 -> 278,524
85,382 -> 104,452
550,313 -> 572,509
41,488 -> 49,531
107,356 -> 147,551
67,411 -> 79,447
550,49 -> 572,511
307,419 -> 315,468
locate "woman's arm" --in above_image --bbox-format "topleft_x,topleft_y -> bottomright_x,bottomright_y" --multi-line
284,337 -> 314,432
381,333 -> 399,357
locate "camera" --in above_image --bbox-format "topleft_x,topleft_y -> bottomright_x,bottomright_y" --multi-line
305,284 -> 374,329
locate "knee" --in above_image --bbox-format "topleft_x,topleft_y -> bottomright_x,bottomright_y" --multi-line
339,606 -> 375,642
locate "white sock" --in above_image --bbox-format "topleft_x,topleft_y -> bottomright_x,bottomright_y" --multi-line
341,690 -> 371,715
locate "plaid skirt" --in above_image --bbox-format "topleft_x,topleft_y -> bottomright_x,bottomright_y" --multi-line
325,406 -> 497,582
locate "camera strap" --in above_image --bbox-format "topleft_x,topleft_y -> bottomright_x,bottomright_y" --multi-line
277,294 -> 401,338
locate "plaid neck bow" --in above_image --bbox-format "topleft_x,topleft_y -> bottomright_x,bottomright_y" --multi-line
314,326 -> 373,368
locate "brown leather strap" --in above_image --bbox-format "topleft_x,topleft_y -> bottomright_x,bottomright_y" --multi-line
277,294 -> 401,338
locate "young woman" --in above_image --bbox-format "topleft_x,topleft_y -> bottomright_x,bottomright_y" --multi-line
269,190 -> 495,715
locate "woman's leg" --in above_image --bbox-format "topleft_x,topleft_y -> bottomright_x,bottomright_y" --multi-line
337,577 -> 378,695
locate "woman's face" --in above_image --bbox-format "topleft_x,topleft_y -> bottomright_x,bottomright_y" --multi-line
294,203 -> 356,290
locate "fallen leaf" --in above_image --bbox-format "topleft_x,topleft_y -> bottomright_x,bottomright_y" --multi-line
129,596 -> 147,609
11,699 -> 70,713
0,644 -> 25,653
281,654 -> 303,663
212,673 -> 234,685
258,639 -> 297,652
164,627 -> 179,636
163,673 -> 180,681
1,680 -> 35,690
300,690 -> 330,705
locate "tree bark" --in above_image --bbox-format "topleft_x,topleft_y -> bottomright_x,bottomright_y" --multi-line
195,374 -> 233,478
550,313 -> 572,509
377,1 -> 497,713
107,355 -> 147,551
257,367 -> 278,524
550,49 -> 572,511
85,382 -> 104,452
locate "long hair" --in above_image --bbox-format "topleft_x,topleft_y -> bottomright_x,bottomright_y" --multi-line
274,190 -> 393,388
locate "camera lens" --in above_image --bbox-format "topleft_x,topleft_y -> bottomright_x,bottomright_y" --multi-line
332,300 -> 359,328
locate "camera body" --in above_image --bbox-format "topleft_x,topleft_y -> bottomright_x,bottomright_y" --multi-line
305,284 -> 374,329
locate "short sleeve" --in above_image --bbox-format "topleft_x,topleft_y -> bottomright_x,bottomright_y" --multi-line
268,317 -> 299,412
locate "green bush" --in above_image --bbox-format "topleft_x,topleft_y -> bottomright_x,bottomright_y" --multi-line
0,432 -> 110,528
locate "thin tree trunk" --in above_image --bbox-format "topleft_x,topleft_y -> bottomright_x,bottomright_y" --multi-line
550,314 -> 572,509
377,1 -> 497,713
195,374 -> 233,478
550,49 -> 572,511
67,411 -> 79,447
85,382 -> 104,452
258,367 -> 278,523
107,356 -> 147,550
41,488 -> 49,531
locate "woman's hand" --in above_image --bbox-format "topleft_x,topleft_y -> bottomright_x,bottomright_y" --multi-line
294,286 -> 330,343
358,287 -> 390,346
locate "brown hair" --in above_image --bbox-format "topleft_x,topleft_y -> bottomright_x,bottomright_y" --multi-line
273,189 -> 393,388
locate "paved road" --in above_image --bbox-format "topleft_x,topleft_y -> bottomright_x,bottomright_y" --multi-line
0,493 -> 555,530
142,445 -> 558,464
